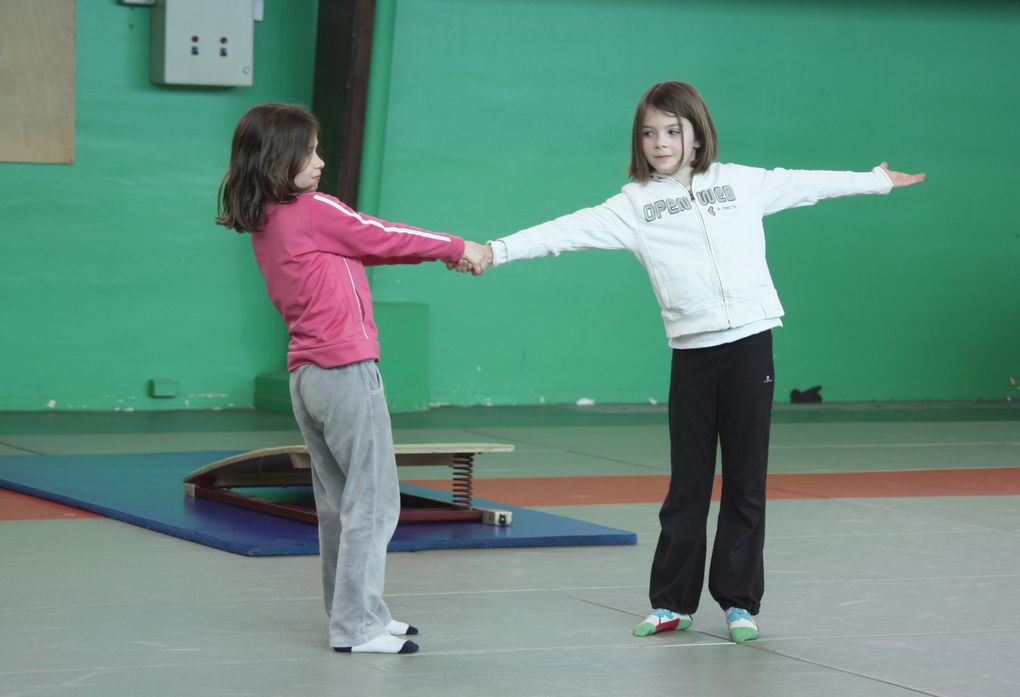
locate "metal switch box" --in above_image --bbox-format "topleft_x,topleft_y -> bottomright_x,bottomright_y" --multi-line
150,0 -> 254,87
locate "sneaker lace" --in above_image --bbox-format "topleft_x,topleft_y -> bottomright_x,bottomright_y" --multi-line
728,608 -> 750,622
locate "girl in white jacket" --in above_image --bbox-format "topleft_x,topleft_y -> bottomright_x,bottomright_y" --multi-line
473,81 -> 924,642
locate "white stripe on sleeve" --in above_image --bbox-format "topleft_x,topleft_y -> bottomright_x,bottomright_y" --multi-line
313,194 -> 452,242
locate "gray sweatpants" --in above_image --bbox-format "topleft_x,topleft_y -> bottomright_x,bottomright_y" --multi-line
289,361 -> 400,648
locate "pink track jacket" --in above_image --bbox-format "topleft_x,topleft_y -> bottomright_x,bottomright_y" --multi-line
251,192 -> 465,371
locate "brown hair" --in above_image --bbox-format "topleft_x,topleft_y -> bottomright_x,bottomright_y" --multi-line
627,82 -> 718,184
216,103 -> 321,233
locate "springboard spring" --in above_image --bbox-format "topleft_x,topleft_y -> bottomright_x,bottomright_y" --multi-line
450,453 -> 474,508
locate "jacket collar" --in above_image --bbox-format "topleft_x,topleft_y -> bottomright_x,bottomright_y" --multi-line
649,171 -> 698,188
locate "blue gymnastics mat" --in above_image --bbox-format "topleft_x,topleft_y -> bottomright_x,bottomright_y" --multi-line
0,452 -> 636,556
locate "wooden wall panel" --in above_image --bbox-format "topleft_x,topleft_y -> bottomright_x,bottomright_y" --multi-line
0,0 -> 75,164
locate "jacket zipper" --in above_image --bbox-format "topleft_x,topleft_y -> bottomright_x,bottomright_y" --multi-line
343,258 -> 371,340
686,182 -> 732,328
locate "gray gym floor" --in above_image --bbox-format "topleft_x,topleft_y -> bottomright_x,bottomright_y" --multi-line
1,402 -> 1018,697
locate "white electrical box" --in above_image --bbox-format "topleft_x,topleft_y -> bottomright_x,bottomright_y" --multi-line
150,0 -> 255,87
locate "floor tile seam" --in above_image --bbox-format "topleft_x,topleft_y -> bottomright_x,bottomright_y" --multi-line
839,492 -> 1020,509
770,466 -> 1020,476
772,528 -> 1020,541
0,425 -> 302,438
0,585 -> 646,611
455,426 -> 666,471
455,424 -> 657,462
0,441 -> 43,455
772,441 -> 1020,450
385,584 -> 646,599
558,589 -> 1020,634
559,592 -> 645,618
755,627 -> 1015,643
22,588 -> 657,609
526,492 -> 1020,508
764,572 -> 1020,584
13,573 -> 1008,606
726,642 -> 948,697
769,528 -> 1019,541
0,656 -> 306,679
0,595 -> 330,613
407,640 -> 733,658
829,498 -> 1020,536
417,466 -> 1020,480
766,467 -> 1019,476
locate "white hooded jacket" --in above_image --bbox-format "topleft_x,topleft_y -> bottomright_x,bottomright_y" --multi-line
492,162 -> 892,340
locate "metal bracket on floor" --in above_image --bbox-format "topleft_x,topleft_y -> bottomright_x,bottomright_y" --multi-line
481,509 -> 513,526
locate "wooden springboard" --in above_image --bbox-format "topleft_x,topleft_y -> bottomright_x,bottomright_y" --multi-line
183,443 -> 515,526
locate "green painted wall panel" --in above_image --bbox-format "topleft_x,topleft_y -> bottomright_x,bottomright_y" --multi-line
375,302 -> 431,412
0,1 -> 317,410
369,0 -> 1020,405
2,0 -> 1017,412
253,303 -> 430,414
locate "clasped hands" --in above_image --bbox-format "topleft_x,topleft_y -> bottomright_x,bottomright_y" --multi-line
446,241 -> 493,276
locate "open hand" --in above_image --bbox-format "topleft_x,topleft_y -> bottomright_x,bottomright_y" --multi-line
879,162 -> 925,188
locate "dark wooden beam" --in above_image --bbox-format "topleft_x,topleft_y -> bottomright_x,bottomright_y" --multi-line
311,0 -> 375,206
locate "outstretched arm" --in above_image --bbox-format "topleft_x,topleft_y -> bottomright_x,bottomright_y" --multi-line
755,162 -> 924,216
308,194 -> 465,263
878,162 -> 925,188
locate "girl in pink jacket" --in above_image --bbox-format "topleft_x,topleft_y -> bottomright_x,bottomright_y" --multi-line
217,102 -> 484,654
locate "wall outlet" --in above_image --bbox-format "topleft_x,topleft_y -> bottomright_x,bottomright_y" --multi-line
150,0 -> 254,86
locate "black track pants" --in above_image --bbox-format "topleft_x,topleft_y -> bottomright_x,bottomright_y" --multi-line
649,330 -> 774,615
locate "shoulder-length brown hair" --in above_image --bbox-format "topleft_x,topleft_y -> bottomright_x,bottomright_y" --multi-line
216,103 -> 320,233
627,82 -> 718,184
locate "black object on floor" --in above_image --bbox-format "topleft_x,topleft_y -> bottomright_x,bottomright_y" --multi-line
791,386 -> 823,403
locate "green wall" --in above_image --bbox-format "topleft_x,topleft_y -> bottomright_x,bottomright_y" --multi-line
369,0 -> 1020,405
0,0 -> 317,410
1,0 -> 1017,411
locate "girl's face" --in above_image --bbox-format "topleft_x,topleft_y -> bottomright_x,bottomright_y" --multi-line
293,136 -> 324,193
641,107 -> 700,181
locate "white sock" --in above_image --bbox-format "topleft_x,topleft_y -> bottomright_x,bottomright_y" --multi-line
335,635 -> 418,654
386,620 -> 418,635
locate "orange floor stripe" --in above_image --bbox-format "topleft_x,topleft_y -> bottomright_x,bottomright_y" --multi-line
0,489 -> 102,520
404,467 -> 1020,508
4,468 -> 1016,518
